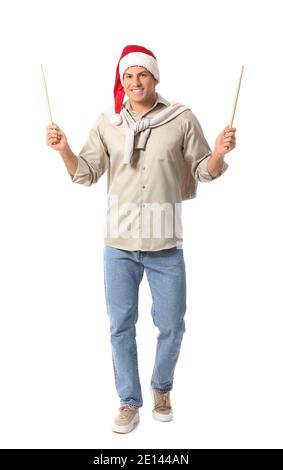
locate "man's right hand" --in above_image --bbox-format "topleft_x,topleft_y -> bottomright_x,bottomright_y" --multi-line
46,123 -> 68,152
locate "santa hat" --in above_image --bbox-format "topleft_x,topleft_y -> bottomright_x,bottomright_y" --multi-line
110,45 -> 160,125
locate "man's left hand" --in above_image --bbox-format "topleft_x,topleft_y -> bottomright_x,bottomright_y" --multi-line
215,126 -> 237,156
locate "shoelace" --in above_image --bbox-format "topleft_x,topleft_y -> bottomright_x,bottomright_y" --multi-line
119,405 -> 137,416
155,392 -> 171,411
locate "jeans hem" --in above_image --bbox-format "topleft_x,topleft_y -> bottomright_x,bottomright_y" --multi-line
151,384 -> 172,393
120,401 -> 142,408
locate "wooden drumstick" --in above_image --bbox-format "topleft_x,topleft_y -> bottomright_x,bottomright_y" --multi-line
224,65 -> 244,149
229,65 -> 244,128
41,64 -> 53,125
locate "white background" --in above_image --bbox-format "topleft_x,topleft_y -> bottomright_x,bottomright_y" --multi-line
0,0 -> 282,449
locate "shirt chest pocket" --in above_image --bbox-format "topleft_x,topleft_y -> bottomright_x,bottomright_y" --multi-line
158,155 -> 174,163
150,127 -> 183,162
156,142 -> 183,163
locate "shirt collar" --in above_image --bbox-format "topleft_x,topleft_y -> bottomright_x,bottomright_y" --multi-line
123,92 -> 171,115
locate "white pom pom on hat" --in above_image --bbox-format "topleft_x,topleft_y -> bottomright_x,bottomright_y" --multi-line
110,113 -> 123,125
110,44 -> 160,126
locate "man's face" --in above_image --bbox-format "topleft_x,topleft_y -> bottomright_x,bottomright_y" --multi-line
123,66 -> 158,104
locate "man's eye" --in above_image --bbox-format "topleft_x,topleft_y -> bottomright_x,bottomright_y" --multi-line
125,74 -> 146,78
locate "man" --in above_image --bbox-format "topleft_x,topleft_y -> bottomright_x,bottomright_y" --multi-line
46,44 -> 236,434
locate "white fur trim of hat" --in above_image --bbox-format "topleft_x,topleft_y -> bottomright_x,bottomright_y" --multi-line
119,52 -> 160,86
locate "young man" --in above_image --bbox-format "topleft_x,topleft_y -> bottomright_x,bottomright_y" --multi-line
46,44 -> 236,434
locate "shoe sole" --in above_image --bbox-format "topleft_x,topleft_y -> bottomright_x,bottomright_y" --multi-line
150,386 -> 173,422
112,413 -> 140,434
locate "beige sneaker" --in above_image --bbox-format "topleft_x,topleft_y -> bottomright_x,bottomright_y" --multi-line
112,404 -> 140,433
151,387 -> 173,422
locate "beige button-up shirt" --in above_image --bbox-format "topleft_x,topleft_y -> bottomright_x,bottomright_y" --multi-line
70,93 -> 228,251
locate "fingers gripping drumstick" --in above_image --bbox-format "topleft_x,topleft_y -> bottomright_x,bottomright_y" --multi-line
41,64 -> 53,125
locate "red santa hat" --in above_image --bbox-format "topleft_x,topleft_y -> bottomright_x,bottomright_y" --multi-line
110,45 -> 160,125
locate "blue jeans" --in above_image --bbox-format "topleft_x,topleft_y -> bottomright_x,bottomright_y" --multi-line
103,245 -> 187,408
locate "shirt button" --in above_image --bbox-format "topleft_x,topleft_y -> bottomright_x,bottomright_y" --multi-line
142,167 -> 146,170
142,185 -> 145,189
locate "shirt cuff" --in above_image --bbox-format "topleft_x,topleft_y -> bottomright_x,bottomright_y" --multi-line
196,154 -> 228,182
69,156 -> 92,184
